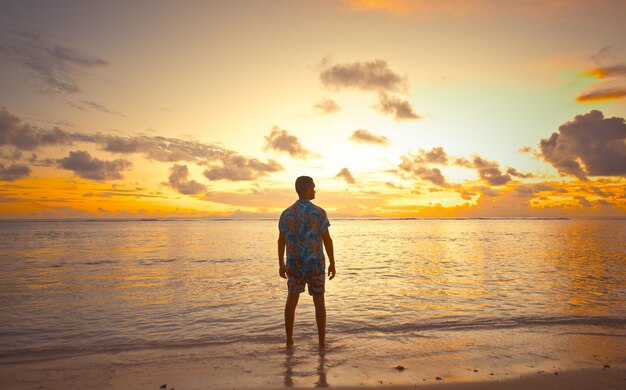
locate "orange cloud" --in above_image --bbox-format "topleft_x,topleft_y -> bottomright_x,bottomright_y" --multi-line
341,0 -> 584,18
576,87 -> 626,102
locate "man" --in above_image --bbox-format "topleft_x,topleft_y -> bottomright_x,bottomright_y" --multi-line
278,176 -> 336,349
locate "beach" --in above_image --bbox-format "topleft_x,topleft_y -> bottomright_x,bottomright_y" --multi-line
1,218 -> 625,389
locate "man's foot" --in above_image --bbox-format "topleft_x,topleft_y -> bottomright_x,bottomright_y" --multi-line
286,339 -> 294,349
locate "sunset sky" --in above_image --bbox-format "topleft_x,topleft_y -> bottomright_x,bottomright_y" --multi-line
1,0 -> 625,219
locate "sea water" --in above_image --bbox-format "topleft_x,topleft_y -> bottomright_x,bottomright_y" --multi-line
1,218 -> 625,385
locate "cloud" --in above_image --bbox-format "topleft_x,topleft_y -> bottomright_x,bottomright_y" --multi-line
539,110 -> 626,180
398,146 -> 532,187
57,150 -> 132,181
166,164 -> 207,195
263,125 -> 317,159
90,132 -> 225,162
518,146 -> 533,153
587,65 -> 626,78
203,152 -> 283,181
576,86 -> 626,102
398,155 -> 450,187
0,163 -> 31,181
506,167 -> 534,179
349,129 -> 388,145
470,156 -> 512,185
341,0 -> 595,18
319,58 -> 408,93
408,146 -> 449,165
335,167 -> 355,184
0,107 -> 73,150
313,97 -> 341,114
589,46 -> 616,64
375,92 -> 420,120
0,31 -> 109,94
66,99 -> 125,117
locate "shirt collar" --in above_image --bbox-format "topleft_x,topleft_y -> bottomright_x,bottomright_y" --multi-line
297,199 -> 311,203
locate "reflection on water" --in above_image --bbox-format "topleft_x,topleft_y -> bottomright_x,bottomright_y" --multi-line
0,219 -> 624,367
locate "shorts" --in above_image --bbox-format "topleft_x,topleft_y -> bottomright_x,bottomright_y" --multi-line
287,272 -> 325,296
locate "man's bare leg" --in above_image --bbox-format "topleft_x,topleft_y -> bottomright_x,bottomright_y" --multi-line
285,292 -> 300,348
313,293 -> 326,349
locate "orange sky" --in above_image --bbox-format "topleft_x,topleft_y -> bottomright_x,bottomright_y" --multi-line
0,1 -> 625,219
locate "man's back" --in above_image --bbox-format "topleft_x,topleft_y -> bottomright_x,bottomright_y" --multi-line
279,199 -> 330,277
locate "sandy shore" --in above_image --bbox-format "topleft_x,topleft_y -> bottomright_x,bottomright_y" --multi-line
0,346 -> 624,390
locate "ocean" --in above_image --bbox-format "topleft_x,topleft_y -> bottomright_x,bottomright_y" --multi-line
1,218 -> 625,387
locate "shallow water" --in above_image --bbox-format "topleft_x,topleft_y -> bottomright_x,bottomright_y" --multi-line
1,218 -> 625,382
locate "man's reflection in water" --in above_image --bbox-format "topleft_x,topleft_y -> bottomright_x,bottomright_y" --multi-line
283,348 -> 329,388
283,348 -> 294,387
315,349 -> 328,388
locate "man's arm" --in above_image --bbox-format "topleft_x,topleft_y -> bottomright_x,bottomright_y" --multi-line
278,232 -> 287,279
322,229 -> 336,280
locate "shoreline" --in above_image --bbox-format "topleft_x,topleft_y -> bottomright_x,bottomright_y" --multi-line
0,343 -> 623,390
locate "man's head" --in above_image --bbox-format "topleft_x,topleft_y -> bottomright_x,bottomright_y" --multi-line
295,176 -> 316,200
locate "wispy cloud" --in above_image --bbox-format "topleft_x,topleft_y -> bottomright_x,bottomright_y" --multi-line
576,87 -> 626,102
66,99 -> 125,117
539,110 -> 626,180
0,31 -> 109,94
349,129 -> 388,145
263,125 -> 318,159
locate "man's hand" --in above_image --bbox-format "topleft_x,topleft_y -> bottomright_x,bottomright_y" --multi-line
328,263 -> 336,280
279,264 -> 287,279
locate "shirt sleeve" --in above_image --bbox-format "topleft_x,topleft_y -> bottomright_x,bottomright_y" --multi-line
319,210 -> 330,233
278,214 -> 288,235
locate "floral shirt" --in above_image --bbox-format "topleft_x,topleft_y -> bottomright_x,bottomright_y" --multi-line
279,200 -> 331,276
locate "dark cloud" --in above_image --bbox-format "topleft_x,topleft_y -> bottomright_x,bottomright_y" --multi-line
539,110 -> 626,180
0,162 -> 31,181
57,150 -> 132,181
506,167 -> 534,179
349,129 -> 388,145
313,97 -> 340,114
470,156 -> 512,186
398,146 -> 530,187
166,164 -> 207,195
263,125 -> 317,159
576,86 -> 626,102
588,64 -> 626,78
0,107 -> 73,150
91,133 -> 225,163
0,31 -> 109,94
335,167 -> 355,184
514,183 -> 556,197
589,46 -> 616,64
398,155 -> 450,187
203,152 -> 283,181
409,146 -> 449,165
375,92 -> 420,120
319,58 -> 408,93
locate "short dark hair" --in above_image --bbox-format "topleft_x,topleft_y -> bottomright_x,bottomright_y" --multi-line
295,176 -> 314,196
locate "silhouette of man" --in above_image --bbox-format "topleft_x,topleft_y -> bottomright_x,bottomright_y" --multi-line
278,176 -> 336,349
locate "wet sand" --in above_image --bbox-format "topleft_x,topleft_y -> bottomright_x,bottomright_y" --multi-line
0,345 -> 624,390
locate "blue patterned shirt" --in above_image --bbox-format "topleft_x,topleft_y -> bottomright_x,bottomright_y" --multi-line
279,200 -> 331,276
